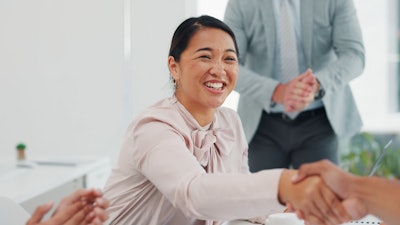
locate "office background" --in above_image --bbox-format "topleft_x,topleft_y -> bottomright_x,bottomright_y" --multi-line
1,0 -> 399,165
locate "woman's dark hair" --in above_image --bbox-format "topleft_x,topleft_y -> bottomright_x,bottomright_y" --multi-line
168,15 -> 239,62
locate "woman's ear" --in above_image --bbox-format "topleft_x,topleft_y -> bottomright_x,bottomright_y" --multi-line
168,56 -> 180,81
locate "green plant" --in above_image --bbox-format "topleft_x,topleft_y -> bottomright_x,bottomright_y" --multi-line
16,143 -> 26,150
340,132 -> 400,179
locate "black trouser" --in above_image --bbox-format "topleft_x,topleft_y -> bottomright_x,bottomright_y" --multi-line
248,107 -> 338,171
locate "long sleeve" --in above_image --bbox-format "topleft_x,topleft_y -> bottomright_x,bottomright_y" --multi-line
131,106 -> 283,221
103,98 -> 284,225
313,0 -> 365,96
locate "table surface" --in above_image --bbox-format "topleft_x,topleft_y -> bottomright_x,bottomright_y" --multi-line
0,155 -> 110,203
222,215 -> 381,225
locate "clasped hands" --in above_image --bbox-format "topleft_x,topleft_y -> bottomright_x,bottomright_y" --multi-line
272,69 -> 319,112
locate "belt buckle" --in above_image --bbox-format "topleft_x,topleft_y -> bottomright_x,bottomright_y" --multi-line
281,113 -> 295,122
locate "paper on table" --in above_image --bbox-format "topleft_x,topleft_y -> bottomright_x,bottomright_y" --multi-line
342,215 -> 381,224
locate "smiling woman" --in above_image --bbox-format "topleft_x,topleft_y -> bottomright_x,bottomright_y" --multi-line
168,25 -> 239,125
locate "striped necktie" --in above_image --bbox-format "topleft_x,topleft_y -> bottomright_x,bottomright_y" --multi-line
279,0 -> 299,118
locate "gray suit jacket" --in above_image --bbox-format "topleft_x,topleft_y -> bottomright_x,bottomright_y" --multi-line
224,0 -> 365,141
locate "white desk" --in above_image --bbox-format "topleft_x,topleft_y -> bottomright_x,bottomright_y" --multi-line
222,215 -> 381,225
0,155 -> 111,214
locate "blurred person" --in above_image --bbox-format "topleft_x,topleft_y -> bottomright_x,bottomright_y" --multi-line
224,0 -> 365,171
26,188 -> 109,225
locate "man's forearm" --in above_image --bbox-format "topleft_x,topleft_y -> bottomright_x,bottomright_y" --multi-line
351,177 -> 400,225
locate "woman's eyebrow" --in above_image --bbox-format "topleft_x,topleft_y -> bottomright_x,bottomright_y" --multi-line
226,49 -> 237,54
195,47 -> 212,52
196,47 -> 237,54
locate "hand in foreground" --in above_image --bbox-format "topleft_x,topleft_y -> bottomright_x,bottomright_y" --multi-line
272,69 -> 317,112
26,188 -> 109,225
279,170 -> 351,225
292,160 -> 368,220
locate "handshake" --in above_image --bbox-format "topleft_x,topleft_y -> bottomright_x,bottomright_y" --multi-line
280,160 -> 397,225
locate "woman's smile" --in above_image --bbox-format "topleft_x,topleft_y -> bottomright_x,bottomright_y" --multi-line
204,81 -> 225,92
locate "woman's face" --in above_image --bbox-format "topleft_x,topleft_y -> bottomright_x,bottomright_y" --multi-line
168,27 -> 238,115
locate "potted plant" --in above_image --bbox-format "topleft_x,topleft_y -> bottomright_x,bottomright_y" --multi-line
16,143 -> 26,161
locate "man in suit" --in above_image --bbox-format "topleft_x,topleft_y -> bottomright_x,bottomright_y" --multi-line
224,0 -> 365,171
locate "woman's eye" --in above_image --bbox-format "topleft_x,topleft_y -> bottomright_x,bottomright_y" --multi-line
199,55 -> 211,59
225,56 -> 237,62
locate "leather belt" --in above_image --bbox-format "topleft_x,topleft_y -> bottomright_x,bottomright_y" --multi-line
267,107 -> 326,122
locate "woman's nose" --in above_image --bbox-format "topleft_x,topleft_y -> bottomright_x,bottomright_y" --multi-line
209,61 -> 226,77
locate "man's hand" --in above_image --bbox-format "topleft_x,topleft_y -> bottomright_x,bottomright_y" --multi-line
272,69 -> 317,112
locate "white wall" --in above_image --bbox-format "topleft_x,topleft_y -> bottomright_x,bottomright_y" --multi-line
0,0 -> 126,160
130,0 -> 197,117
0,0 -> 198,163
351,0 -> 400,133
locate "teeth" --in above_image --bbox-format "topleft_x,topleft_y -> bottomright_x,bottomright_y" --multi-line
205,82 -> 223,90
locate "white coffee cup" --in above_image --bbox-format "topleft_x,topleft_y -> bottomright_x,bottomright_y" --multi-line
265,213 -> 304,225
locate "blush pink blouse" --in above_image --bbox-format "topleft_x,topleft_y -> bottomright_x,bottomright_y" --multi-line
103,96 -> 284,225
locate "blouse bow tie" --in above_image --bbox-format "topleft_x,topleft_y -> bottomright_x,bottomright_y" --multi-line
191,128 -> 235,168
